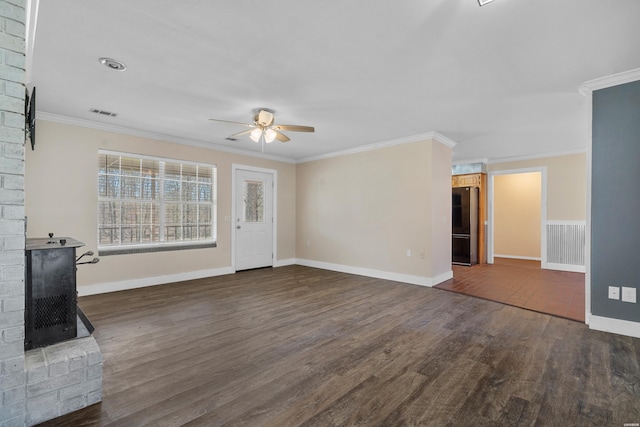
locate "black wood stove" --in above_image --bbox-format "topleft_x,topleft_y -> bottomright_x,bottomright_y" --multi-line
25,236 -> 85,350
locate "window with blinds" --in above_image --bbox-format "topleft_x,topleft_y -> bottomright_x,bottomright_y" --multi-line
98,151 -> 217,254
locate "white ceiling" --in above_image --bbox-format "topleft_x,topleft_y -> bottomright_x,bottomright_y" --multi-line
30,0 -> 640,163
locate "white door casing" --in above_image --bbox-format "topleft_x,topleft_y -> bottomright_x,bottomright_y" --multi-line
232,166 -> 275,271
487,167 -> 547,265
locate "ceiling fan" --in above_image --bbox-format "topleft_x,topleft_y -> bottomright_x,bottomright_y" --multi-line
209,108 -> 314,152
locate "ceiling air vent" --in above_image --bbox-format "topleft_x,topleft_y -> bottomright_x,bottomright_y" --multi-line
225,137 -> 238,141
90,108 -> 118,118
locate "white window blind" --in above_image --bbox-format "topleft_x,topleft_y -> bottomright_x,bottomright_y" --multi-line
98,151 -> 216,254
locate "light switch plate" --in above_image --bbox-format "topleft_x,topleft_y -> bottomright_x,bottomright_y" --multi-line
621,287 -> 637,303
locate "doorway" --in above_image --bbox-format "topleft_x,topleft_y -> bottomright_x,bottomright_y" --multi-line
488,169 -> 544,264
232,165 -> 276,271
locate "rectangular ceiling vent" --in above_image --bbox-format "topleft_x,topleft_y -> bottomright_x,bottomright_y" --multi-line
90,108 -> 118,117
225,137 -> 238,141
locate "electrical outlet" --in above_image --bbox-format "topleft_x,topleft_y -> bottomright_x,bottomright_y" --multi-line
419,251 -> 425,259
621,287 -> 637,303
406,249 -> 412,257
608,286 -> 620,300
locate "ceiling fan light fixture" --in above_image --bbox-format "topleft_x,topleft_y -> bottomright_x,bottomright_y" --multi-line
209,108 -> 313,151
264,128 -> 277,143
250,128 -> 262,143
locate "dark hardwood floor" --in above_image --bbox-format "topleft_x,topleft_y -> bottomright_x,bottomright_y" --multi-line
437,258 -> 586,322
40,265 -> 639,426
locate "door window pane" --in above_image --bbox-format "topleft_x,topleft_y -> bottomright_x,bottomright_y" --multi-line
243,180 -> 264,223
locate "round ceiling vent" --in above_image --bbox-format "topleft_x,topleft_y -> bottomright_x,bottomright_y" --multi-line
99,57 -> 127,71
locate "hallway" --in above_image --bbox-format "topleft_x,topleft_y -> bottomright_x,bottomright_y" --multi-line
436,258 -> 585,322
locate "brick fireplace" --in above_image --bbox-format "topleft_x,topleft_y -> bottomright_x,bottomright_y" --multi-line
0,2 -> 29,424
23,237 -> 103,425
0,2 -> 102,425
24,336 -> 102,425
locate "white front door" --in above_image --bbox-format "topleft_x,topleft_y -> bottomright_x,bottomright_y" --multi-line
234,168 -> 274,271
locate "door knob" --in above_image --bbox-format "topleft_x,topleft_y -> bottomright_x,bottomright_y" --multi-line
236,225 -> 241,229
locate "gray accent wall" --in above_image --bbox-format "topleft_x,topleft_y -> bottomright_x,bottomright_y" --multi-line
591,79 -> 640,322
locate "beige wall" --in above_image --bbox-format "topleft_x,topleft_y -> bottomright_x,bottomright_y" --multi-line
429,141 -> 453,278
27,121 -> 454,290
494,172 -> 541,258
487,153 -> 586,221
296,139 -> 452,281
25,120 -> 296,291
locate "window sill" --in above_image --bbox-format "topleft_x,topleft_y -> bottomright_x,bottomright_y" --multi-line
99,241 -> 217,256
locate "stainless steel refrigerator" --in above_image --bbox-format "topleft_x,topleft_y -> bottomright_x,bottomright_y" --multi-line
452,186 -> 479,265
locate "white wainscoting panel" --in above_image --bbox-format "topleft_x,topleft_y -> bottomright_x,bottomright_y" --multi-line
544,221 -> 586,273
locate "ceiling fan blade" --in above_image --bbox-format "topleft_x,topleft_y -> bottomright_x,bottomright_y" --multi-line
229,129 -> 254,138
273,124 -> 315,132
209,118 -> 254,128
274,130 -> 290,142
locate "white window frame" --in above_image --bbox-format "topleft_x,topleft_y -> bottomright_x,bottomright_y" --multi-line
97,150 -> 217,255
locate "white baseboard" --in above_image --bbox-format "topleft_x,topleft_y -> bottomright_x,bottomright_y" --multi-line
296,258 -> 452,287
78,259 -> 454,296
274,258 -> 297,267
494,255 -> 584,273
494,254 -> 542,261
543,262 -> 586,273
431,270 -> 454,286
78,266 -> 234,296
589,315 -> 640,339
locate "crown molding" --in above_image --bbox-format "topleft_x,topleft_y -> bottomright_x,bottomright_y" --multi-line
453,157 -> 489,166
39,112 -> 459,165
485,148 -> 587,165
297,131 -> 457,164
35,113 -> 584,167
37,112 -> 296,164
579,67 -> 640,96
430,131 -> 458,148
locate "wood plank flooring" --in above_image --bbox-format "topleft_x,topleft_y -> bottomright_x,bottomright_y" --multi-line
39,265 -> 640,426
